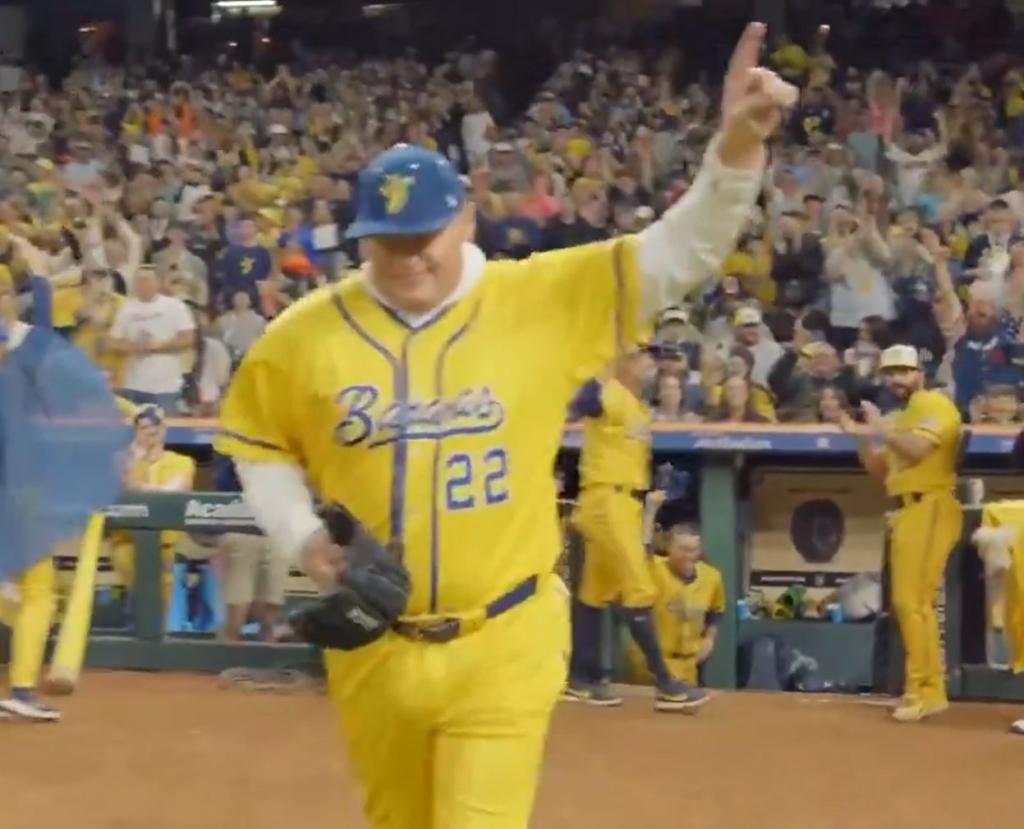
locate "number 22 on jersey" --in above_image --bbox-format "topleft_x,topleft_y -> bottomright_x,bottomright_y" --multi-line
445,448 -> 510,510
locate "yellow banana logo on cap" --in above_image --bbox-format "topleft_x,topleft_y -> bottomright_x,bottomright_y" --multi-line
380,174 -> 415,215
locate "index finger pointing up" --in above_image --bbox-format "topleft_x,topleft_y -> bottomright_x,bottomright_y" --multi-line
728,22 -> 767,80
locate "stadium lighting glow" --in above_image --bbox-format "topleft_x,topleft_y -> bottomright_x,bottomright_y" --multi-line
364,3 -> 403,16
214,0 -> 278,8
212,0 -> 281,19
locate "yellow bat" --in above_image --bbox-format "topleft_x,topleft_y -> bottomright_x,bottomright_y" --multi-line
46,514 -> 105,695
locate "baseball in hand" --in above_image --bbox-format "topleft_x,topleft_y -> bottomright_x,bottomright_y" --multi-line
750,67 -> 799,109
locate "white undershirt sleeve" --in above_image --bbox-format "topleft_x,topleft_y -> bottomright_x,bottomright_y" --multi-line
637,136 -> 764,317
236,461 -> 324,565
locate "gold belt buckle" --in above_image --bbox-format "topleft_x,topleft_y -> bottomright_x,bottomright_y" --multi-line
409,618 -> 461,643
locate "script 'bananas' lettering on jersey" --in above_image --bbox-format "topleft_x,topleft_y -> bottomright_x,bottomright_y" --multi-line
334,384 -> 505,448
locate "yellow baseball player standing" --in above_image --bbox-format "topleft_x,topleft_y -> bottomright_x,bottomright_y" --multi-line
565,349 -> 707,710
840,344 -> 963,723
217,23 -> 791,829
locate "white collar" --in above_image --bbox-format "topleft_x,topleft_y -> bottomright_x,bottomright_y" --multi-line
362,242 -> 486,328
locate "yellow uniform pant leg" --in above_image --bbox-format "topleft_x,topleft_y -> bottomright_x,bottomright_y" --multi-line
666,655 -> 698,686
433,580 -> 567,829
110,532 -> 175,609
574,490 -> 653,609
10,557 -> 56,689
324,578 -> 568,829
326,642 -> 434,829
110,532 -> 135,591
889,495 -> 962,703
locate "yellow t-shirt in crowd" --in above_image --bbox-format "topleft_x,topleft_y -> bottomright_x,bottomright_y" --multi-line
70,293 -> 127,386
51,279 -> 84,329
566,137 -> 594,165
708,383 -> 777,421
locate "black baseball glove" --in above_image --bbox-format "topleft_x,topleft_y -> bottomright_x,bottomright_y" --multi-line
288,504 -> 411,650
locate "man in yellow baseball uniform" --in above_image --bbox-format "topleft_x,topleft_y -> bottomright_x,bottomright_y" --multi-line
217,24 -> 789,829
566,349 -> 707,711
628,522 -> 724,687
841,344 -> 963,723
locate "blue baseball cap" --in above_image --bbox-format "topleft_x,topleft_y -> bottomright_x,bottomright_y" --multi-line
133,404 -> 166,427
346,144 -> 466,240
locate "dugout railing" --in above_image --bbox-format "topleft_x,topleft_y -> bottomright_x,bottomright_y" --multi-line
64,423 -> 1024,700
82,492 -> 319,675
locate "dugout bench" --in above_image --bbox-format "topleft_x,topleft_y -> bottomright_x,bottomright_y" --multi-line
41,423 -> 1024,700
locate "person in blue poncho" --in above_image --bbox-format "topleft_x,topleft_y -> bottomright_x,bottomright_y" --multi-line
0,271 -> 129,723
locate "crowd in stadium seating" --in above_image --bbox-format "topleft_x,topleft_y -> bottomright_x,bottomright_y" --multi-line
6,16 -> 1024,426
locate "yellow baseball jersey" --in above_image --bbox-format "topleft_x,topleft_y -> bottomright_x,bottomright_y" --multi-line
650,558 -> 725,658
576,377 -> 652,491
127,450 -> 196,491
114,450 -> 197,555
216,238 -> 645,616
884,389 -> 961,497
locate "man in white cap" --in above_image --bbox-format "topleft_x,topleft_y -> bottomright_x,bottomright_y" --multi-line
840,344 -> 963,723
732,305 -> 783,386
217,23 -> 795,829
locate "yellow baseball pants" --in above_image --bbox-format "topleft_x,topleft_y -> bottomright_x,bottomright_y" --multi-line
888,491 -> 963,704
323,575 -> 569,829
574,486 -> 655,608
0,557 -> 56,689
110,532 -> 175,608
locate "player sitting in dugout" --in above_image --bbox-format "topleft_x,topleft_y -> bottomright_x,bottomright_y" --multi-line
625,491 -> 725,687
110,405 -> 196,607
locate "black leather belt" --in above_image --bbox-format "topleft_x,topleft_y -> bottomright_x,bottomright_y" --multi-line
393,575 -> 539,644
888,491 -> 952,509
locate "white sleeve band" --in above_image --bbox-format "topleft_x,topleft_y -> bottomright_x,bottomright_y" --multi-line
637,136 -> 763,317
236,461 -> 324,565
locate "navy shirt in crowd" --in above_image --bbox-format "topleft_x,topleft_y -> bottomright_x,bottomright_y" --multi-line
218,244 -> 273,310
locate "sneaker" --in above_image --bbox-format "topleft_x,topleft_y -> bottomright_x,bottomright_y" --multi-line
891,698 -> 946,723
562,680 -> 623,707
1010,719 -> 1024,735
654,678 -> 709,713
0,690 -> 61,723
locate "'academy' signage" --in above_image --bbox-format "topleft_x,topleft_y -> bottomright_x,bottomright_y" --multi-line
183,498 -> 256,528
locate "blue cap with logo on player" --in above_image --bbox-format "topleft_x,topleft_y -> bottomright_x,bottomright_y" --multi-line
346,143 -> 466,240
